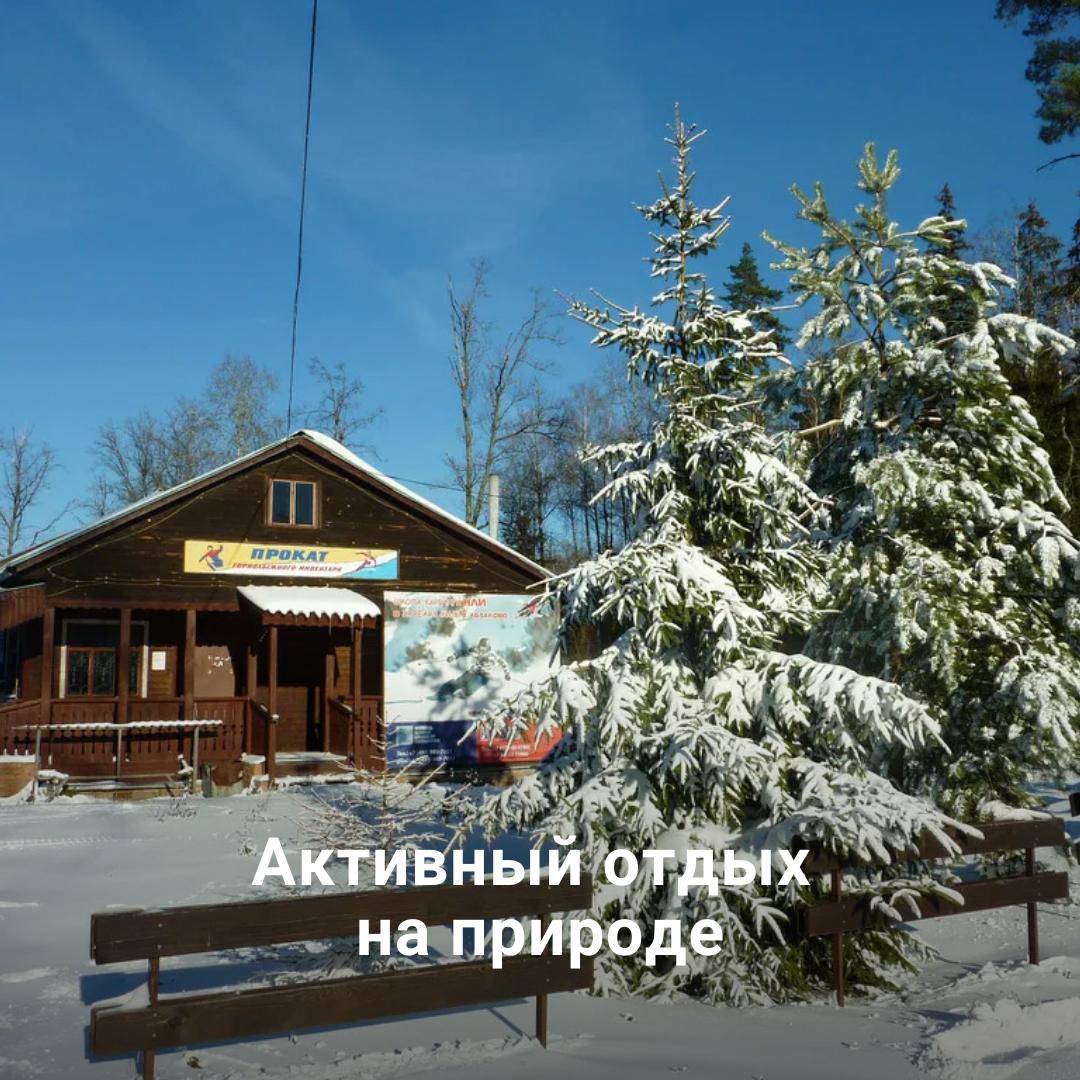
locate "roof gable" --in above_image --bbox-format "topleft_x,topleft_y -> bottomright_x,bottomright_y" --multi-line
0,430 -> 546,585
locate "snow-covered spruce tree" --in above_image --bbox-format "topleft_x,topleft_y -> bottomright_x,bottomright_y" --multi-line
767,145 -> 1080,817
464,114 -> 964,1005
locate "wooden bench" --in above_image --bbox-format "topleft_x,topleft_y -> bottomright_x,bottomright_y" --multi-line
800,817 -> 1071,1004
88,875 -> 593,1080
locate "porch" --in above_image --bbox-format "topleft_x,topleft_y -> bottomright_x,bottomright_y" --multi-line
0,694 -> 383,787
0,585 -> 386,787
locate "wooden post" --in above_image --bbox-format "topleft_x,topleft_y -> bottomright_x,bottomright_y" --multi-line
831,868 -> 845,1007
244,641 -> 258,755
40,607 -> 54,726
117,607 -> 131,727
535,913 -> 549,1047
351,627 -> 363,766
116,726 -> 123,780
183,609 -> 196,721
323,630 -> 334,754
266,717 -> 277,785
143,955 -> 159,1080
192,726 -> 200,794
1026,846 -> 1039,965
267,625 -> 278,784
31,728 -> 41,804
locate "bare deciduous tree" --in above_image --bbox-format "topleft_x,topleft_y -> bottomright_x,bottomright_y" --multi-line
91,411 -> 166,510
304,358 -> 381,452
90,355 -> 283,515
446,260 -> 561,527
207,354 -> 284,458
0,428 -> 71,556
90,398 -> 219,514
499,388 -> 566,564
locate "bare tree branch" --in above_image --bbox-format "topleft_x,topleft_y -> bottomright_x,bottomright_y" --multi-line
445,260 -> 562,527
304,358 -> 381,453
0,428 -> 72,556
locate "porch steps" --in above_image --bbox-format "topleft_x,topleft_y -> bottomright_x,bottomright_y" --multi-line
273,751 -> 357,785
63,777 -> 192,800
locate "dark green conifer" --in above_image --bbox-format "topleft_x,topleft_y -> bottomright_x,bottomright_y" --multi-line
721,242 -> 791,350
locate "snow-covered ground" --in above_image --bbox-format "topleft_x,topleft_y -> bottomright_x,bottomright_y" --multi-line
0,783 -> 1077,1080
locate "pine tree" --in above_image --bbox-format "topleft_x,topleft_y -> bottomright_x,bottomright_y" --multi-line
925,184 -> 980,338
465,114 -> 960,1005
768,144 -> 1080,816
1016,200 -> 1065,323
998,201 -> 1080,535
721,242 -> 791,350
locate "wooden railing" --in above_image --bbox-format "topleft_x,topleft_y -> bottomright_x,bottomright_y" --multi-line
52,698 -> 118,726
799,817 -> 1070,1005
1,697 -> 249,781
3,694 -> 387,782
326,696 -> 353,758
0,699 -> 41,754
247,700 -> 278,781
353,696 -> 384,771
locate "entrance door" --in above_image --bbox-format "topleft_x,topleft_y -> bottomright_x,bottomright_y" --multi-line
275,627 -> 325,752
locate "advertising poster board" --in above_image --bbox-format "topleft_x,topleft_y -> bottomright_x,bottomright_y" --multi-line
183,540 -> 398,579
382,591 -> 560,767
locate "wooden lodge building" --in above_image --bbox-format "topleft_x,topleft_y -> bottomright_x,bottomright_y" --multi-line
0,430 -> 546,789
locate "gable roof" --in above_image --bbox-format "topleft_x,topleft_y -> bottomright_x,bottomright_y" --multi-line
0,429 -> 547,584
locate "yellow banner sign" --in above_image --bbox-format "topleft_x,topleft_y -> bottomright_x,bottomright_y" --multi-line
183,541 -> 398,580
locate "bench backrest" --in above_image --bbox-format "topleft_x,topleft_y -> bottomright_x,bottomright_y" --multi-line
90,876 -> 591,961
90,875 -> 594,1078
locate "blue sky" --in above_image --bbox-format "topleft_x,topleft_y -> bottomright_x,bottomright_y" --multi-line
3,0 -> 1078,538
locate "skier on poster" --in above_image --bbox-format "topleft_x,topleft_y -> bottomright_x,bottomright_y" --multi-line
435,637 -> 511,702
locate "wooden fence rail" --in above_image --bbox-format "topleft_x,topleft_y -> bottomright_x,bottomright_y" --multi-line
89,875 -> 594,1080
799,816 -> 1069,1005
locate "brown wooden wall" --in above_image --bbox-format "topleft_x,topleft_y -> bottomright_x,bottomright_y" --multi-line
5,446 -> 540,607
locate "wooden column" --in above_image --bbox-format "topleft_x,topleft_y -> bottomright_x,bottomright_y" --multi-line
323,630 -> 335,754
183,608 -> 196,721
244,640 -> 258,755
267,625 -> 278,783
245,640 -> 258,699
351,626 -> 363,765
39,607 -> 54,726
267,625 -> 278,718
117,607 -> 131,727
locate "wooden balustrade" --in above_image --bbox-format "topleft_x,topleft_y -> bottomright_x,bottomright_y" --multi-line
353,696 -> 384,770
0,699 -> 40,754
326,696 -> 353,758
3,694 -> 386,783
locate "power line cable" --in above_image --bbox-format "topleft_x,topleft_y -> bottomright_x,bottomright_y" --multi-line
286,0 -> 319,430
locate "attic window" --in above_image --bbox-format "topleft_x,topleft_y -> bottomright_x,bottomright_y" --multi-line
269,479 -> 318,526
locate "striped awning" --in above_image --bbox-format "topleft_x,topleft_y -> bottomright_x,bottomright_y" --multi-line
237,585 -> 381,628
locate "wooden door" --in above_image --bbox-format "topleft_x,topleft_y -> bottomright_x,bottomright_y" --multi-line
275,628 -> 323,751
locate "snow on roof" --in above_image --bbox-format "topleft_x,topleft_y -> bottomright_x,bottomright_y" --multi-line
237,584 -> 381,622
0,430 -> 547,580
